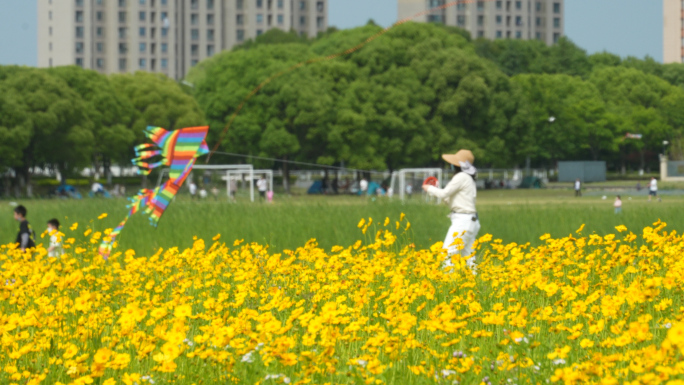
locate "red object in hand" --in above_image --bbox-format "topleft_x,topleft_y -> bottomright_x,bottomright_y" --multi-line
423,176 -> 439,187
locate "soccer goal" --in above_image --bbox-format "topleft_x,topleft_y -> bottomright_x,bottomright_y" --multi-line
156,164 -> 258,201
389,168 -> 444,202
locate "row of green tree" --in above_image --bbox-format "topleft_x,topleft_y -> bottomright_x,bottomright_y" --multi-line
0,67 -> 204,193
189,22 -> 684,181
2,22 -> 684,194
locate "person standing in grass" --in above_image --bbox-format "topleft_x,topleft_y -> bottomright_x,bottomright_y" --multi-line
648,177 -> 660,202
614,195 -> 622,214
189,181 -> 198,200
257,175 -> 268,201
13,205 -> 35,251
423,149 -> 480,273
574,178 -> 582,197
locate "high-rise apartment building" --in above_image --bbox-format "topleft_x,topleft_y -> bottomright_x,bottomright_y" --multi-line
664,0 -> 683,63
38,0 -> 328,79
398,0 -> 564,45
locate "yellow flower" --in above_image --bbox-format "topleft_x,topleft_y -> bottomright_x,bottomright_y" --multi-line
357,218 -> 365,228
615,225 -> 627,233
174,304 -> 192,319
212,234 -> 221,241
580,339 -> 594,348
63,343 -> 78,359
383,217 -> 390,227
576,224 -> 585,233
83,229 -> 92,237
70,223 -> 78,231
97,213 -> 108,220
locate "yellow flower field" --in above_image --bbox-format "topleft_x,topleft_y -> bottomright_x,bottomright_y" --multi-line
1,216 -> 684,384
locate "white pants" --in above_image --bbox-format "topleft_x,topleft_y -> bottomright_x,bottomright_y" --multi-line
443,213 -> 481,270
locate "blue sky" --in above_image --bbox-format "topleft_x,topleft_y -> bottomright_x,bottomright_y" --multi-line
0,0 -> 663,66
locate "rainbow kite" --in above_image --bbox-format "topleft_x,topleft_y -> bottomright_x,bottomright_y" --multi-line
99,125 -> 209,258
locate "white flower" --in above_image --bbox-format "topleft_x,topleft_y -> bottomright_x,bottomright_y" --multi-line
441,369 -> 457,377
666,323 -> 672,329
553,359 -> 566,365
183,338 -> 194,347
357,359 -> 368,367
242,352 -> 254,363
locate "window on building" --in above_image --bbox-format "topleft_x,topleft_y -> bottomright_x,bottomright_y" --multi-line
119,58 -> 126,71
496,30 -> 502,38
317,1 -> 324,12
496,1 -> 502,9
516,1 -> 521,10
97,27 -> 104,37
49,42 -> 52,51
139,59 -> 146,69
553,2 -> 560,13
76,26 -> 84,38
150,12 -> 156,23
208,0 -> 214,9
277,14 -> 284,24
237,14 -> 244,25
119,11 -> 126,23
456,15 -> 466,26
477,1 -> 484,11
96,11 -> 104,21
192,59 -> 198,67
317,16 -> 324,28
477,30 -> 484,37
118,27 -> 126,38
49,27 -> 52,36
553,17 -> 560,28
76,11 -> 83,22
207,29 -> 214,41
516,16 -> 522,26
496,15 -> 502,24
257,14 -> 263,24
237,29 -> 245,41
536,32 -> 542,40
96,58 -> 104,68
536,1 -> 542,11
506,15 -> 510,26
191,28 -> 199,40
257,29 -> 263,36
119,0 -> 126,7
237,0 -> 244,10
76,57 -> 84,67
161,0 -> 167,5
477,15 -> 484,26
119,42 -> 127,53
75,42 -> 84,53
267,14 -> 273,25
191,0 -> 199,9
278,0 -> 283,8
97,42 -> 104,52
150,43 -> 156,54
257,0 -> 263,7
161,58 -> 168,69
161,43 -> 168,52
553,32 -> 560,43
457,3 -> 466,10
207,45 -> 214,56
516,31 -> 522,38
49,58 -> 53,67
191,13 -> 199,25
191,44 -> 199,56
139,11 -> 146,21
139,0 -> 145,4
139,42 -> 146,52
506,30 -> 511,38
300,16 -> 305,25
49,10 -> 52,20
76,0 -> 84,6
207,14 -> 214,25
150,59 -> 156,70
162,27 -> 168,36
161,11 -> 168,21
300,1 -> 305,10
140,27 -> 146,36
536,17 -> 541,26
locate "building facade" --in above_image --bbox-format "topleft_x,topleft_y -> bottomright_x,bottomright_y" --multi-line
398,0 -> 564,45
664,0 -> 683,63
38,0 -> 328,79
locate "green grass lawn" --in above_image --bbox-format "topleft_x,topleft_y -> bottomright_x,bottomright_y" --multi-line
1,189 -> 681,256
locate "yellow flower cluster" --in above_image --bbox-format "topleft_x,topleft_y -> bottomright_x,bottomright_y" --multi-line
1,218 -> 684,384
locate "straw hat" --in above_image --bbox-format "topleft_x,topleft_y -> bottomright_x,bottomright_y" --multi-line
442,150 -> 475,167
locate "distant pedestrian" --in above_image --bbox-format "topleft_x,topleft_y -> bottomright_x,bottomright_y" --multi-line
405,183 -> 413,199
229,179 -> 237,201
257,175 -> 268,201
635,182 -> 642,192
267,190 -> 274,203
199,186 -> 208,199
211,186 -> 219,201
189,181 -> 198,200
614,195 -> 622,214
648,177 -> 660,202
46,219 -> 62,258
13,205 -> 35,252
574,178 -> 582,197
360,177 -> 369,196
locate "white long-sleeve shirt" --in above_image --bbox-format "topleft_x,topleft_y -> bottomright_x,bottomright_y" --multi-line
426,173 -> 477,214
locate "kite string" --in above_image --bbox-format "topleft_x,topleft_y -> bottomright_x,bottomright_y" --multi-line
207,0 -> 481,161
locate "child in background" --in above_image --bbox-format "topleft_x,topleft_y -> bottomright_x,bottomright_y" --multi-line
614,195 -> 622,214
266,190 -> 274,203
46,219 -> 62,258
13,205 -> 35,251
